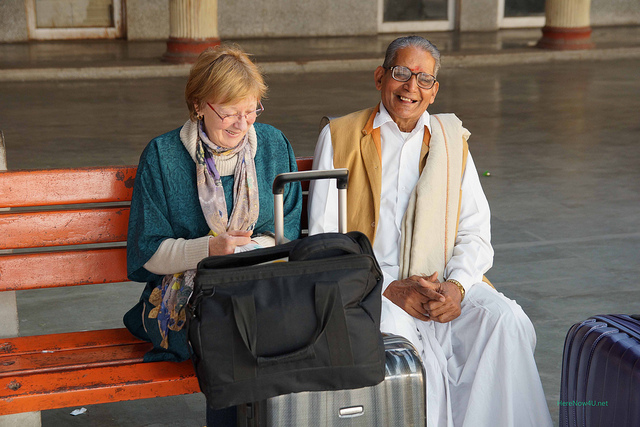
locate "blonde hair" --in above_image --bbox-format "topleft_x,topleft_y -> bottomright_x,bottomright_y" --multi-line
185,44 -> 267,122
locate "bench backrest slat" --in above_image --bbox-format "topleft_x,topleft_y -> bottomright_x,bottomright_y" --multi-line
296,157 -> 313,190
0,207 -> 130,250
0,167 -> 136,208
0,158 -> 313,292
0,248 -> 127,291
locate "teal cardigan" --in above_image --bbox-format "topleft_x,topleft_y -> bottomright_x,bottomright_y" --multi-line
124,122 -> 302,361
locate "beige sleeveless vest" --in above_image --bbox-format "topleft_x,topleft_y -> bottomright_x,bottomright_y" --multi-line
329,105 -> 469,250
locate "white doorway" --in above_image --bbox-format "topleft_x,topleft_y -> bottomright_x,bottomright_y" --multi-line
25,0 -> 124,40
500,0 -> 546,28
378,0 -> 456,32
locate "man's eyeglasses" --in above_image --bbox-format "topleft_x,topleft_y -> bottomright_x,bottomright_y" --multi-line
385,66 -> 437,90
207,101 -> 264,124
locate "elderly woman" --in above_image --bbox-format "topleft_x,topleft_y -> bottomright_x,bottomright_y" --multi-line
123,44 -> 301,425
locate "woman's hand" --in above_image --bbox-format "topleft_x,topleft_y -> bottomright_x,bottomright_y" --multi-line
208,230 -> 252,256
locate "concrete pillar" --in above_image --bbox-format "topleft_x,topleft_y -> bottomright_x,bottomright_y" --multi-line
0,131 -> 18,339
0,413 -> 42,427
537,0 -> 595,50
162,0 -> 221,63
0,130 -> 6,168
0,289 -> 19,339
0,133 -> 42,426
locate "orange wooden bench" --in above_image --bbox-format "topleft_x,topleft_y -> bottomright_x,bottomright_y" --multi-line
0,157 -> 313,415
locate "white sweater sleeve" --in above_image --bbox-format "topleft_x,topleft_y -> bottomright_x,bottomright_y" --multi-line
143,236 -> 210,275
143,233 -> 276,275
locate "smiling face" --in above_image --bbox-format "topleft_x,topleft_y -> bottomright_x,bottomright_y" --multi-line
196,97 -> 258,149
374,46 -> 439,132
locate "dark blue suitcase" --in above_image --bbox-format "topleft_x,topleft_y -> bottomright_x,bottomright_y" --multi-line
559,314 -> 640,427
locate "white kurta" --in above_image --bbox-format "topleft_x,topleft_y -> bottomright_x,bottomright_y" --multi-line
308,105 -> 552,427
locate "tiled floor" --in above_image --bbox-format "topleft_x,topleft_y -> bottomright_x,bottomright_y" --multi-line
1,30 -> 640,426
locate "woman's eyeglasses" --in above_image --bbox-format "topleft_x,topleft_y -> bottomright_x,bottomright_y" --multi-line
207,101 -> 264,124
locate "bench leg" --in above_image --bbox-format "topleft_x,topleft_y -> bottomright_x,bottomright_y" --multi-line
0,412 -> 42,426
0,291 -> 40,425
0,293 -> 41,425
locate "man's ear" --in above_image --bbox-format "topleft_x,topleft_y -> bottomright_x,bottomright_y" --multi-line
428,81 -> 440,105
374,66 -> 386,90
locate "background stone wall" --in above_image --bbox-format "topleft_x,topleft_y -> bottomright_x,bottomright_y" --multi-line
591,0 -> 640,26
218,0 -> 377,38
126,0 -> 170,40
0,0 -> 28,42
1,0 -> 639,43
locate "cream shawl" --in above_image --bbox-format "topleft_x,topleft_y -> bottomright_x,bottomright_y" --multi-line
399,114 -> 470,280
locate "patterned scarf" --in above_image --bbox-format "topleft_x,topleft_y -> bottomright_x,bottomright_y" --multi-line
149,120 -> 260,349
195,120 -> 260,235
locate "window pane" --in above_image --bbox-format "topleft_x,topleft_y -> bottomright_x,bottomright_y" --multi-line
36,0 -> 114,28
504,0 -> 545,17
384,0 -> 448,22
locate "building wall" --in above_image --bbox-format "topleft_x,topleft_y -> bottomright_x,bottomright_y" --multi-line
126,0 -> 169,40
459,0 -> 501,31
217,0 -> 377,38
0,0 -> 28,42
1,0 -> 639,43
591,0 -> 640,26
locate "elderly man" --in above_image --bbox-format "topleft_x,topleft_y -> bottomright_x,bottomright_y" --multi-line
308,36 -> 552,426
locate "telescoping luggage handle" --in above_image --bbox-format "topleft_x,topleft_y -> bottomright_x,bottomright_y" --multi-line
273,168 -> 349,245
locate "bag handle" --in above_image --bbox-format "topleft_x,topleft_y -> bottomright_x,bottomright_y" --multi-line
273,169 -> 349,244
591,315 -> 640,341
231,281 -> 353,368
288,232 -> 362,262
197,240 -> 296,270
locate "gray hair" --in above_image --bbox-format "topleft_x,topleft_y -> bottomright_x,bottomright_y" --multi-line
382,36 -> 441,77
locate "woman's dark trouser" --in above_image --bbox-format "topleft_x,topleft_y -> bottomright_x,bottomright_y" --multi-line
206,404 -> 237,426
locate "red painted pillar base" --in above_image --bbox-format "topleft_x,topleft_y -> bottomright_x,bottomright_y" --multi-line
537,26 -> 595,50
162,37 -> 222,64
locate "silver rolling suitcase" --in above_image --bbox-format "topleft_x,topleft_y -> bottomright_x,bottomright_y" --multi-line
239,334 -> 426,427
237,170 -> 425,426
